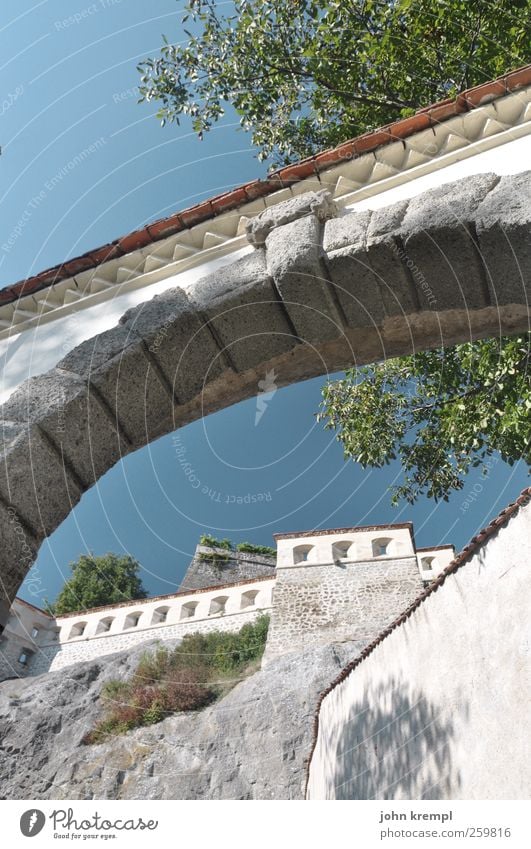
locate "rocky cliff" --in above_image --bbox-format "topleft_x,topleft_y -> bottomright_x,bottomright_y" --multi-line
0,637 -> 362,800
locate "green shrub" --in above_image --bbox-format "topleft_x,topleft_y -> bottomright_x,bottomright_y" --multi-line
199,534 -> 233,551
236,542 -> 276,557
198,535 -> 276,563
83,616 -> 270,744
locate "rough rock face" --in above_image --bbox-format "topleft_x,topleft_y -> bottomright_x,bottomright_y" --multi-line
0,637 -> 361,800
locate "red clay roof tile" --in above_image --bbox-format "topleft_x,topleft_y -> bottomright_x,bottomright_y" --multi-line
2,64 -> 529,308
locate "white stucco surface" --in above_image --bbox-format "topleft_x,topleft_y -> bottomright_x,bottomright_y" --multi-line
0,248 -> 251,402
275,526 -> 415,568
307,500 -> 531,800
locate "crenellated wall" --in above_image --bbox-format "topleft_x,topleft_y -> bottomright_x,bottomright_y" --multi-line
32,606 -> 268,675
0,576 -> 274,680
263,526 -> 424,662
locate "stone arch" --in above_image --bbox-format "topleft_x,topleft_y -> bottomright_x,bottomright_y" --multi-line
0,172 -> 529,622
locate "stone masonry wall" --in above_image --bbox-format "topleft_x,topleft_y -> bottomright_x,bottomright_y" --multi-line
179,546 -> 276,591
0,634 -> 29,682
263,557 -> 423,662
29,606 -> 270,675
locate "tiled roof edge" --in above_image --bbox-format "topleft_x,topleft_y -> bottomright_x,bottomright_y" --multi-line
2,63 -> 530,307
303,485 -> 531,796
273,522 -> 413,540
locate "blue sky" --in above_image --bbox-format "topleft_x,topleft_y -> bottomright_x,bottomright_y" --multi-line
1,1 -> 527,605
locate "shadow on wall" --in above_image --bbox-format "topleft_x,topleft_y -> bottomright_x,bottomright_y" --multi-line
332,678 -> 467,800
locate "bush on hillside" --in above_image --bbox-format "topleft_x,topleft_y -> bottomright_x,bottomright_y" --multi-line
82,615 -> 270,744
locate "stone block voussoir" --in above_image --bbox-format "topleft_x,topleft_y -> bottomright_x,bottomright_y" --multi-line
58,325 -> 175,452
325,247 -> 386,327
0,421 -> 83,538
246,189 -> 338,246
119,285 -> 225,404
363,200 -> 421,316
0,500 -> 41,600
1,369 -> 122,488
398,173 -> 500,311
266,216 -> 345,343
187,250 -> 296,372
474,171 -> 531,306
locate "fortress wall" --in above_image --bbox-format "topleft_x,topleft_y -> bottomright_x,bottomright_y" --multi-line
306,499 -> 531,800
179,546 -> 276,592
30,606 -> 270,675
263,556 -> 423,662
0,636 -> 30,682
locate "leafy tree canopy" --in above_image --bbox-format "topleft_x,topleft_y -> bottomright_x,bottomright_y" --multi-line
139,1 -> 531,504
50,553 -> 148,615
318,336 -> 531,504
138,0 -> 530,166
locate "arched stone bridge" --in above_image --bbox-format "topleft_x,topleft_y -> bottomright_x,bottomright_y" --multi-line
0,172 -> 529,620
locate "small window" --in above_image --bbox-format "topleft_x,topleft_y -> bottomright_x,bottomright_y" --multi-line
180,601 -> 198,620
151,606 -> 170,625
209,596 -> 228,616
293,544 -> 314,564
332,540 -> 353,561
31,627 -> 39,640
18,649 -> 33,666
372,537 -> 392,557
96,617 -> 114,635
421,556 -> 436,571
69,621 -> 88,639
241,590 -> 259,610
124,611 -> 142,629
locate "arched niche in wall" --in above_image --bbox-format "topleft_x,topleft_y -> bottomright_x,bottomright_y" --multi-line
68,621 -> 88,640
209,596 -> 228,616
240,589 -> 259,609
332,540 -> 355,562
293,544 -> 315,565
372,537 -> 393,558
180,600 -> 198,620
151,606 -> 170,625
123,611 -> 143,629
95,616 -> 114,635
